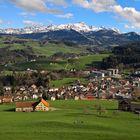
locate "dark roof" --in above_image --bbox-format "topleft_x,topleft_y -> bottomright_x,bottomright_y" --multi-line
119,99 -> 131,104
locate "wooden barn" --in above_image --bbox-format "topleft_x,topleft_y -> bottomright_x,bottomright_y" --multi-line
131,102 -> 140,112
16,99 -> 50,112
118,99 -> 140,112
118,99 -> 131,111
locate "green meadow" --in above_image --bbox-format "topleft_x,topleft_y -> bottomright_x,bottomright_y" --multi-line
50,78 -> 88,87
0,36 -> 110,71
13,54 -> 109,70
0,100 -> 140,140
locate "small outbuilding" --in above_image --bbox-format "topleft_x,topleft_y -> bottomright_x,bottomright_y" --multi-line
131,102 -> 140,112
118,99 -> 140,112
118,99 -> 131,111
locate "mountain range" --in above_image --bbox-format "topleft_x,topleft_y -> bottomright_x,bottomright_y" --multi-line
1,22 -> 140,47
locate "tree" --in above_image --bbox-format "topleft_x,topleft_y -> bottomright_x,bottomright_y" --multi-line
132,88 -> 140,102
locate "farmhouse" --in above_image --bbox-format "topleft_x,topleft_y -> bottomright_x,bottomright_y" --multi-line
16,99 -> 50,112
35,98 -> 50,111
16,102 -> 35,112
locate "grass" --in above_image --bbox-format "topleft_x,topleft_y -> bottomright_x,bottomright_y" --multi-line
32,43 -> 85,57
0,39 -> 86,57
13,60 -> 67,70
0,100 -> 140,140
0,36 -> 110,71
67,54 -> 110,69
50,78 -> 88,87
13,54 -> 110,70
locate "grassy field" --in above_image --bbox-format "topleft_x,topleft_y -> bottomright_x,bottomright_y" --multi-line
0,36 -> 110,71
0,100 -> 140,140
67,54 -> 109,69
13,54 -> 109,70
32,43 -> 85,57
50,78 -> 88,87
0,38 -> 86,57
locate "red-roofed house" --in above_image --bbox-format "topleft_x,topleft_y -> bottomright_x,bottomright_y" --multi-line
16,99 -> 50,112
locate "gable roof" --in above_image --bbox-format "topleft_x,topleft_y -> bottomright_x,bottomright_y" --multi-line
41,99 -> 49,107
119,99 -> 131,104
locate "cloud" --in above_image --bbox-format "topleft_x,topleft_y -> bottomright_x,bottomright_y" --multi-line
56,13 -> 73,19
73,0 -> 116,13
0,19 -> 5,24
73,0 -> 140,28
23,20 -> 42,26
0,19 -> 11,25
19,12 -> 35,16
46,0 -> 67,7
124,24 -> 135,29
112,5 -> 140,28
9,0 -> 63,14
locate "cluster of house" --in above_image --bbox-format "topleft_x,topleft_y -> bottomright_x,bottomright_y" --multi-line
3,84 -> 45,101
0,96 -> 13,104
1,71 -> 140,103
1,69 -> 140,112
1,69 -> 139,102
1,68 -> 140,102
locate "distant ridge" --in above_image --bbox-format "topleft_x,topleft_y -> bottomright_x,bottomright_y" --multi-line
1,22 -> 140,47
0,22 -> 121,34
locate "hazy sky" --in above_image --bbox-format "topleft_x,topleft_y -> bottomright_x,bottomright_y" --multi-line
0,0 -> 140,32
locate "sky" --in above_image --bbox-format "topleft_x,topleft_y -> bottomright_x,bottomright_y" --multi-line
0,0 -> 140,32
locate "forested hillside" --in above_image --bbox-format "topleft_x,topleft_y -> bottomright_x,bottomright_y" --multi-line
101,42 -> 140,69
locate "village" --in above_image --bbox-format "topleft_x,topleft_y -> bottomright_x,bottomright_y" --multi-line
0,68 -> 140,112
0,68 -> 139,102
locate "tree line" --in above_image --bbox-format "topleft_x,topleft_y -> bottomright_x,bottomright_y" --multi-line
101,42 -> 140,69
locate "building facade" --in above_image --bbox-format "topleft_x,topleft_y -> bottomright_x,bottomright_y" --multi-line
16,99 -> 50,112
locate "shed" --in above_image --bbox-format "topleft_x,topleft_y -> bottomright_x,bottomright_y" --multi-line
131,102 -> 140,112
118,99 -> 131,111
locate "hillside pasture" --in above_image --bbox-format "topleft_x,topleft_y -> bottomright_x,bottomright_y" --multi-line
0,100 -> 140,140
13,54 -> 109,70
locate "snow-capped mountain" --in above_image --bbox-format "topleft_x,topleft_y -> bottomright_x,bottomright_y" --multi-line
0,22 -> 121,34
47,22 -> 102,32
1,22 -> 140,47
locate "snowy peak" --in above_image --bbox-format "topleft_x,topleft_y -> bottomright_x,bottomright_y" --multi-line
46,22 -> 99,32
0,23 -> 140,47
0,22 -> 121,34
